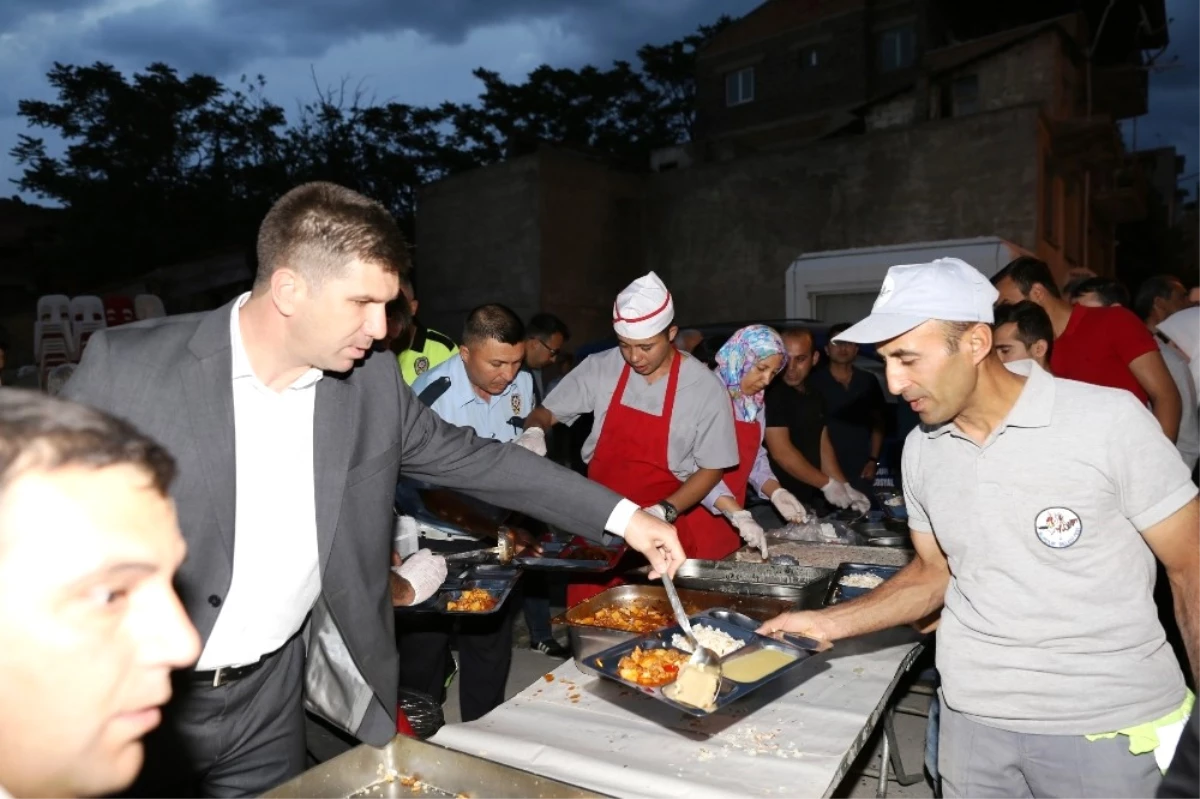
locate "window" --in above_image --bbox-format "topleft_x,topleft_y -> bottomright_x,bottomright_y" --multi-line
725,67 -> 755,106
877,24 -> 916,73
798,46 -> 821,70
951,75 -> 979,116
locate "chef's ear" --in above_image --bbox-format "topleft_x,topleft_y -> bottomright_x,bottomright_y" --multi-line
666,325 -> 679,343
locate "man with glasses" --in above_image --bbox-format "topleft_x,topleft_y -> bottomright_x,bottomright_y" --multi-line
523,313 -> 569,404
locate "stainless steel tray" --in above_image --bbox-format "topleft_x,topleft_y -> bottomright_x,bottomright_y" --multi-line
263,734 -> 606,798
514,538 -> 626,573
658,559 -> 834,602
584,609 -> 829,717
398,565 -> 521,615
823,562 -> 903,606
553,584 -> 800,670
876,490 -> 908,521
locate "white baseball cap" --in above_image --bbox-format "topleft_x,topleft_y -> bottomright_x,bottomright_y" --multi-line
613,271 -> 675,339
833,258 -> 998,345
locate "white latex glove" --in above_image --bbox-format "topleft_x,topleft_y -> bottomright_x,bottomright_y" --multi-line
845,485 -> 871,515
513,427 -> 547,456
821,478 -> 852,509
641,503 -> 668,522
393,549 -> 447,605
727,509 -> 768,559
769,489 -> 808,524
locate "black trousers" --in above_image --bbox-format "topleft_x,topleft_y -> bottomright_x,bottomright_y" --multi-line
395,599 -> 516,722
124,635 -> 307,798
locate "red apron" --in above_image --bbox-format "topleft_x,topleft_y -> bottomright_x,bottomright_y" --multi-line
565,356 -> 747,606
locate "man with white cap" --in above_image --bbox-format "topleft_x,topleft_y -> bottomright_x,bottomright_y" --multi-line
759,257 -> 1198,798
524,272 -> 741,604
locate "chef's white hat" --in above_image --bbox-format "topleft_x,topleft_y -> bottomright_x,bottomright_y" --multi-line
613,271 -> 675,339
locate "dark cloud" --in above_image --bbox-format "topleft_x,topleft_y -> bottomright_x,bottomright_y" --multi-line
1138,0 -> 1199,191
0,0 -> 94,34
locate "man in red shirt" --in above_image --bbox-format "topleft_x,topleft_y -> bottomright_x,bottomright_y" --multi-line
992,257 -> 1181,442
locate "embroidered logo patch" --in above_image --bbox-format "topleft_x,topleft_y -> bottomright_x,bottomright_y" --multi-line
414,356 -> 430,375
874,275 -> 895,309
1035,507 -> 1082,549
511,394 -> 522,414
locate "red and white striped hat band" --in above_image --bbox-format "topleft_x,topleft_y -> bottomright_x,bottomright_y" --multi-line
612,271 -> 675,339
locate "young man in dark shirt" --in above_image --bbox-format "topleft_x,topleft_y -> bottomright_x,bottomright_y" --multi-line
810,322 -> 886,498
764,327 -> 869,516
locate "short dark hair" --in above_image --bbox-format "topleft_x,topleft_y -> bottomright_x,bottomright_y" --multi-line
1133,275 -> 1186,321
940,321 -> 976,353
527,313 -> 570,343
255,182 -> 410,288
827,322 -> 853,340
0,390 -> 176,499
1069,277 -> 1129,307
463,304 -> 525,346
993,300 -> 1054,361
991,256 -> 1061,299
781,326 -> 815,346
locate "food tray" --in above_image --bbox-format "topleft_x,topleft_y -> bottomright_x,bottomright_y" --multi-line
823,562 -> 902,606
263,733 -> 606,798
585,609 -> 828,717
553,584 -> 800,669
397,565 -> 520,615
514,538 -> 626,573
652,559 -> 834,602
876,490 -> 908,521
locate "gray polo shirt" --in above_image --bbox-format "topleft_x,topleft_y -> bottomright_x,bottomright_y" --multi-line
543,348 -> 738,480
904,360 -> 1197,735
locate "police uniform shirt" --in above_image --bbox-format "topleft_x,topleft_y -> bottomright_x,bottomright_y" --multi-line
903,360 -> 1196,735
541,347 -> 738,479
399,322 -> 458,386
411,354 -> 535,443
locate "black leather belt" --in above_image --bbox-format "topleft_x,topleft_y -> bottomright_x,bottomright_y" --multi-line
193,655 -> 269,688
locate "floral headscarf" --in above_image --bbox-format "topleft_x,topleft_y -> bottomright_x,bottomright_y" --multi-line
714,325 -> 787,422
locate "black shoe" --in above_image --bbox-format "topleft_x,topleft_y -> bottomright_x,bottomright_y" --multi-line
532,638 -> 570,658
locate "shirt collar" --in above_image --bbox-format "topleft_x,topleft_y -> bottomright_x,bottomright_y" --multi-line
229,293 -> 324,391
445,355 -> 518,408
924,359 -> 1054,439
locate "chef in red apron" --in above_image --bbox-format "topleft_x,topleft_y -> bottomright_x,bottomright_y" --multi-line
699,325 -> 812,560
523,272 -> 741,605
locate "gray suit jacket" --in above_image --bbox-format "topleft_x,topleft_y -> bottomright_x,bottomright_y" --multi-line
63,299 -> 622,744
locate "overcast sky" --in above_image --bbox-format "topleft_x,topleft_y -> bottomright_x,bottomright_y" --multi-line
2,0 -> 1196,202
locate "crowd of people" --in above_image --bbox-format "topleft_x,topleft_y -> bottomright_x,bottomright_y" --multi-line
0,178 -> 1196,799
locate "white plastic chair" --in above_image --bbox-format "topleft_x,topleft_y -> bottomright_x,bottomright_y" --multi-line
134,294 -> 166,320
69,295 -> 107,356
36,294 -> 71,325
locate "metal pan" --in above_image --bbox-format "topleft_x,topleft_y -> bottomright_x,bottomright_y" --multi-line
398,567 -> 521,615
658,559 -> 834,602
514,539 -> 626,573
553,584 -> 800,668
866,535 -> 911,548
263,733 -> 606,798
823,562 -> 903,606
585,610 -> 829,717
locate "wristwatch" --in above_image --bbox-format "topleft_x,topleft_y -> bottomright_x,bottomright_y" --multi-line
656,500 -> 679,523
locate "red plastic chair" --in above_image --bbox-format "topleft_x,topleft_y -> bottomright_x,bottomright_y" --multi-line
103,295 -> 136,327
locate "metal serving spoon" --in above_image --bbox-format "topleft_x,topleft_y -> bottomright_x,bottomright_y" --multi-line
660,570 -> 721,675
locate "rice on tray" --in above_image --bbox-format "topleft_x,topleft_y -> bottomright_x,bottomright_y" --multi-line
671,624 -> 746,657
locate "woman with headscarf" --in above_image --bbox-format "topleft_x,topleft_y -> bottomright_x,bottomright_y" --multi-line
700,325 -> 812,559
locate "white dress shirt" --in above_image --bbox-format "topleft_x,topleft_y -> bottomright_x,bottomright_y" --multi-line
196,294 -> 324,670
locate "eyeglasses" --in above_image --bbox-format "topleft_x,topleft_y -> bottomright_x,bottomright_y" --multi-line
534,338 -> 561,359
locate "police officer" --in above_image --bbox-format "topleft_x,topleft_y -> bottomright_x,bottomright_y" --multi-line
400,304 -> 539,722
396,274 -> 458,385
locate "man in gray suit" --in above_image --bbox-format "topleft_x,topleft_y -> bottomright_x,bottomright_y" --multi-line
64,182 -> 684,797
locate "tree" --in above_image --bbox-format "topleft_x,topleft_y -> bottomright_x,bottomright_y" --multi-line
11,62 -> 289,285
636,16 -> 734,142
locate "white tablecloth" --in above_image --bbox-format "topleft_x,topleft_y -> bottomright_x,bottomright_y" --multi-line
432,628 -> 925,798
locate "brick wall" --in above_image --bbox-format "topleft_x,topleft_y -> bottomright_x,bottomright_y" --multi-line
643,103 -> 1042,323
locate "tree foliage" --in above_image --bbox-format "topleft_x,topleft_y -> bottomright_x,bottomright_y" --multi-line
9,18 -> 731,287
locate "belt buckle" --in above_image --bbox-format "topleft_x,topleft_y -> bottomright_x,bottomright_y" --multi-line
212,667 -> 228,688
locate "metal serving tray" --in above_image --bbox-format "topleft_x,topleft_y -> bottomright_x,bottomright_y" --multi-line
514,538 -> 626,573
585,609 -> 829,717
823,562 -> 903,606
397,566 -> 521,615
262,733 -> 606,798
553,584 -> 800,670
663,559 -> 834,602
876,490 -> 909,521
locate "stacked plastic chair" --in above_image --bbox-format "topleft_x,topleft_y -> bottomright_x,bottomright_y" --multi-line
103,295 -> 136,327
134,294 -> 166,320
69,296 -> 107,358
34,295 -> 73,390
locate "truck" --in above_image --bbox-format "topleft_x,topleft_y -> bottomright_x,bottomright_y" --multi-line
784,236 -> 1033,323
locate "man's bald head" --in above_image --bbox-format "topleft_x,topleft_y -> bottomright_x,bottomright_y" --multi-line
779,327 -> 817,388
